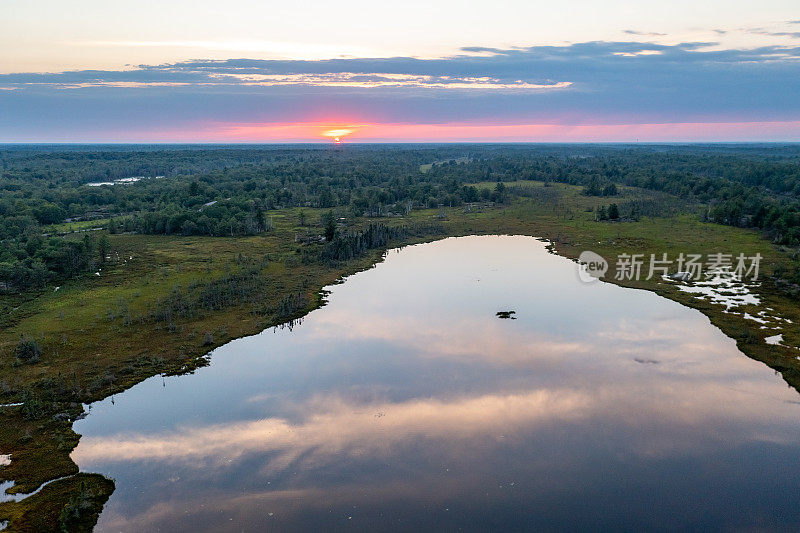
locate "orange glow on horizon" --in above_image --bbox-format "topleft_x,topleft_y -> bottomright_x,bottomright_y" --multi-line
108,120 -> 800,143
217,120 -> 800,143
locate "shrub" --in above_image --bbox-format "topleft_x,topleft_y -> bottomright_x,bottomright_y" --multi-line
58,481 -> 95,532
203,332 -> 214,346
15,337 -> 41,364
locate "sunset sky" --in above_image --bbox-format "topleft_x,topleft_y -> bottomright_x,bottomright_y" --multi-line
2,0 -> 799,142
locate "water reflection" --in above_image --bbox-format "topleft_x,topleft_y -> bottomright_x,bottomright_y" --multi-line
73,236 -> 800,531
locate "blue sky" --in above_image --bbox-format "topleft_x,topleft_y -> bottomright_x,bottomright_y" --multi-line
1,1 -> 799,141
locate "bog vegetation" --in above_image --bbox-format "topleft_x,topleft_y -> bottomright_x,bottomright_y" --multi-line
3,144 -> 800,293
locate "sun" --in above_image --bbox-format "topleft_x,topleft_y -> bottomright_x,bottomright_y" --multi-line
321,127 -> 354,143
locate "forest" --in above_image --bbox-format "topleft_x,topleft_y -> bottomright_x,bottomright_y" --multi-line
2,143 -> 800,291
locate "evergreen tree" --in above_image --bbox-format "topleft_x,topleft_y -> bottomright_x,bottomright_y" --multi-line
322,210 -> 337,242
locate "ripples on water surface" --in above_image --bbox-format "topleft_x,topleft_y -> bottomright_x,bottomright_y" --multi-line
72,236 -> 800,531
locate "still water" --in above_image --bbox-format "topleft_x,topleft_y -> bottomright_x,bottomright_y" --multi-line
73,236 -> 800,531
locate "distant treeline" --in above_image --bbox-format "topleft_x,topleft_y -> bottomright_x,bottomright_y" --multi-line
421,150 -> 800,244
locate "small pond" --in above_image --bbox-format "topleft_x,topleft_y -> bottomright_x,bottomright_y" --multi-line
72,236 -> 800,531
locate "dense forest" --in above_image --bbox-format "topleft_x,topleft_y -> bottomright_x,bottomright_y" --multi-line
2,144 -> 800,291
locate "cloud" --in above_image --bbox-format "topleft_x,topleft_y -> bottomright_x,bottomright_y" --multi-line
1,40 -> 799,141
73,389 -> 595,467
4,40 -> 798,89
73,377 -> 796,469
748,29 -> 800,39
28,74 -> 569,91
623,30 -> 667,37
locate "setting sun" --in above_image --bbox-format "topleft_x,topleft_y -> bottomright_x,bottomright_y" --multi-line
321,127 -> 355,141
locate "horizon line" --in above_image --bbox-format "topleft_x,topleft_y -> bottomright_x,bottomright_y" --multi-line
3,141 -> 800,146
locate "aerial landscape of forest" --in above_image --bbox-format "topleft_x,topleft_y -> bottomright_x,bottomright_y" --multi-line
3,0 -> 800,531
2,143 -> 800,530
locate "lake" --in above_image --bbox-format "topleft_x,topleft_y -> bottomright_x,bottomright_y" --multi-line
72,235 -> 800,531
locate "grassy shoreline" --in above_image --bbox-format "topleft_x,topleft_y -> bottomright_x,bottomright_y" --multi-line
2,182 -> 800,530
